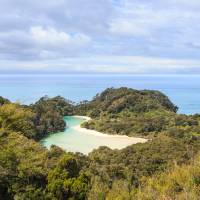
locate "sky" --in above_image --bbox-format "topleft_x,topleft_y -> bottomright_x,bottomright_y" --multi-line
0,0 -> 200,74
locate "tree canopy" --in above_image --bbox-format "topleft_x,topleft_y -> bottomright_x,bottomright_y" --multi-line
0,88 -> 200,199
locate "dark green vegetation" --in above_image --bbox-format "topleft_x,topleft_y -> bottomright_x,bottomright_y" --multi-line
29,96 -> 74,140
0,131 -> 90,200
0,87 -> 200,199
79,88 -> 199,138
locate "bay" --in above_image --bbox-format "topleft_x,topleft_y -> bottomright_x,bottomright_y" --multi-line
41,116 -> 146,154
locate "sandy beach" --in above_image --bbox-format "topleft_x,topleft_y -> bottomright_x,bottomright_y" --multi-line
42,115 -> 148,154
73,115 -> 147,143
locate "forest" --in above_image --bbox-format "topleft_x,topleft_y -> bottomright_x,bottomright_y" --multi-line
0,88 -> 200,200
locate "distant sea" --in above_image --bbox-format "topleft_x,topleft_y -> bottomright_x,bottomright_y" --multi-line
0,74 -> 200,115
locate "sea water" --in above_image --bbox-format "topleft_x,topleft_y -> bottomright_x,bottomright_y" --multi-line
0,74 -> 200,114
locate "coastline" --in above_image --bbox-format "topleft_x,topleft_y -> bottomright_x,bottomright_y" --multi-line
72,115 -> 148,143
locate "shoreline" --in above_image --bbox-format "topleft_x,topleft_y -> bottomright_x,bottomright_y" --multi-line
72,115 -> 148,143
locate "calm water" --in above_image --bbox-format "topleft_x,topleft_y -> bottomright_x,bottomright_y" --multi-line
0,74 -> 200,114
41,116 -> 143,154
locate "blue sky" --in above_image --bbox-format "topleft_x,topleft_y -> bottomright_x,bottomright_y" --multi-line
0,0 -> 200,74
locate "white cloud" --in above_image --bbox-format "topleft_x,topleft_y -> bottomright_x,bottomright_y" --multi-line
1,55 -> 200,74
30,26 -> 90,49
110,20 -> 150,36
0,0 -> 200,73
0,26 -> 91,59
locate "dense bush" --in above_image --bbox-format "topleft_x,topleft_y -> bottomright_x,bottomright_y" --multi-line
0,88 -> 200,199
76,87 -> 178,116
78,88 -> 200,138
132,154 -> 200,200
0,103 -> 36,138
0,96 -> 10,105
29,96 -> 75,140
0,131 -> 90,199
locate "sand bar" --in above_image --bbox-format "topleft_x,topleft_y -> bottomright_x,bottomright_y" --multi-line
73,115 -> 148,143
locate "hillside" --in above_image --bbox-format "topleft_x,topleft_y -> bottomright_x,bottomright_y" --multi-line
0,88 -> 200,199
76,87 -> 178,116
132,153 -> 200,200
77,88 -> 199,138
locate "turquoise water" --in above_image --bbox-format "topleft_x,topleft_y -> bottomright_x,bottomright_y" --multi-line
41,116 -> 87,153
41,116 -> 144,154
0,74 -> 200,114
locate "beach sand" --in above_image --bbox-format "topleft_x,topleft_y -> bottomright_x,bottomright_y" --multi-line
73,115 -> 148,143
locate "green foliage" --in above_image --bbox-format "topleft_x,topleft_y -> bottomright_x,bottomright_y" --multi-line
78,88 -> 200,139
0,131 -> 90,199
0,130 -> 48,199
87,135 -> 199,198
132,154 -> 200,200
0,103 -> 36,138
0,88 -> 200,199
0,96 -> 10,105
30,96 -> 72,140
88,154 -> 200,200
34,96 -> 75,115
47,154 -> 90,200
3,95 -> 74,141
76,87 -> 178,117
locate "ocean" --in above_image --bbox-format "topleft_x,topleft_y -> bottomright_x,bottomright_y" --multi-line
0,74 -> 200,114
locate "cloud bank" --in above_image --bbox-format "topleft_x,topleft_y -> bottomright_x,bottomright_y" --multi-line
0,0 -> 200,74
